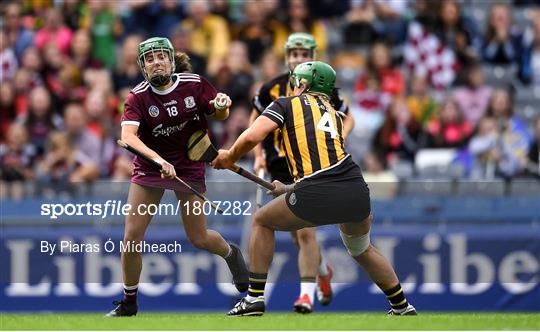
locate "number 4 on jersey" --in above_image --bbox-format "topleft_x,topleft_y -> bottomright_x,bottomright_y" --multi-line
317,112 -> 337,139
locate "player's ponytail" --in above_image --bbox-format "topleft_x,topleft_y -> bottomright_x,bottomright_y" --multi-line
174,52 -> 192,73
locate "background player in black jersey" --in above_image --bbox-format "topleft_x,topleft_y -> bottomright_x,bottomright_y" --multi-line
213,61 -> 416,317
250,32 -> 354,313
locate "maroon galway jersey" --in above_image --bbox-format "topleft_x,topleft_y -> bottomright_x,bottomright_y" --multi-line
121,73 -> 217,190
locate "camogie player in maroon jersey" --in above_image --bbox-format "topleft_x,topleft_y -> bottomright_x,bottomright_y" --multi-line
106,37 -> 249,317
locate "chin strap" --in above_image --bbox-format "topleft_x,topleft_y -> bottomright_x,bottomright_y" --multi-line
149,74 -> 172,87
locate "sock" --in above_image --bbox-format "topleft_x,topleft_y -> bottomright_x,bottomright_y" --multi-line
300,277 -> 316,303
384,283 -> 408,312
123,284 -> 138,303
247,272 -> 267,300
318,255 -> 329,276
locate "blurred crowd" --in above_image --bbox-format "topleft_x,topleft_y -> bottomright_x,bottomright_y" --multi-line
1,0 -> 539,200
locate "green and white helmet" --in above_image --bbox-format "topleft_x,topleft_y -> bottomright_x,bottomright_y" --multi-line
137,37 -> 175,87
285,32 -> 317,55
291,61 -> 336,97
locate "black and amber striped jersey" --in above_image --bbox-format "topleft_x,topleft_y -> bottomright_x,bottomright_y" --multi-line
252,73 -> 349,166
261,93 -> 349,182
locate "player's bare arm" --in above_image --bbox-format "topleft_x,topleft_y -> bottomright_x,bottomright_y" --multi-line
249,109 -> 268,175
343,113 -> 355,139
120,123 -> 176,179
212,116 -> 278,170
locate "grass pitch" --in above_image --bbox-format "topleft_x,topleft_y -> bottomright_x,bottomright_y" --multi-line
1,312 -> 539,330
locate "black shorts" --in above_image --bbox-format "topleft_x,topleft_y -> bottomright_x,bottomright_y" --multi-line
268,158 -> 294,184
285,156 -> 371,225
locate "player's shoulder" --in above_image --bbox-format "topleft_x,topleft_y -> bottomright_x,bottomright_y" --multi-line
269,95 -> 294,110
259,73 -> 289,94
130,80 -> 151,96
175,72 -> 203,84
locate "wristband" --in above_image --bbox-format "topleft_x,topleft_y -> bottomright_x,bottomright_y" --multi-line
285,184 -> 295,193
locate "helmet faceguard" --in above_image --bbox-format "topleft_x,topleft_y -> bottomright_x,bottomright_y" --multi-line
285,32 -> 317,72
137,37 -> 176,87
291,61 -> 336,97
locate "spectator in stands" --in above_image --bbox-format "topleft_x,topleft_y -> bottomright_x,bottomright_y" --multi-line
220,104 -> 251,151
113,34 -> 144,94
12,69 -> 33,115
0,123 -> 36,201
84,69 -> 114,96
61,0 -> 90,31
3,1 -> 34,61
85,88 -> 115,138
273,0 -> 328,57
482,88 -> 531,177
0,29 -> 18,81
212,41 -> 254,107
169,27 -> 207,76
526,117 -> 540,177
412,0 -> 438,29
468,115 -> 529,179
41,43 -> 67,102
453,63 -> 492,126
181,0 -> 230,76
348,73 -> 391,161
35,131 -> 99,198
407,75 -> 438,127
518,9 -> 540,85
343,0 -> 379,45
0,81 -> 16,142
434,0 -> 480,67
147,0 -> 185,38
371,0 -> 409,45
233,1 -> 283,64
482,3 -> 522,65
355,41 -> 405,96
210,0 -> 232,24
468,116 -> 503,179
87,0 -> 122,69
258,51 -> 282,84
17,86 -> 63,156
426,97 -> 474,148
20,47 -> 44,87
70,29 -> 102,70
373,97 -> 427,165
361,150 -> 398,199
63,102 -> 100,162
56,63 -> 87,107
119,0 -> 153,37
34,7 -> 73,56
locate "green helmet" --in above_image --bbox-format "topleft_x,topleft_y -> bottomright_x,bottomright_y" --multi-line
137,37 -> 175,87
285,32 -> 317,54
291,61 -> 336,97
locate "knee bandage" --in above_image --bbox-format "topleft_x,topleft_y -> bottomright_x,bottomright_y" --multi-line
339,230 -> 370,256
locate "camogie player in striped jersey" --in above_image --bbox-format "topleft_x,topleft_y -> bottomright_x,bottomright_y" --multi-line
213,61 -> 416,317
106,37 -> 248,317
250,33 -> 354,313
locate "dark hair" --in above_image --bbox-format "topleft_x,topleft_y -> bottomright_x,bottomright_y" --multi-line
174,52 -> 192,73
485,3 -> 511,42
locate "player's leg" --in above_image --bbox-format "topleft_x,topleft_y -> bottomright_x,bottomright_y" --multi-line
228,194 -> 314,316
291,228 -> 320,313
175,191 -> 249,292
106,183 -> 164,317
339,215 -> 417,315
